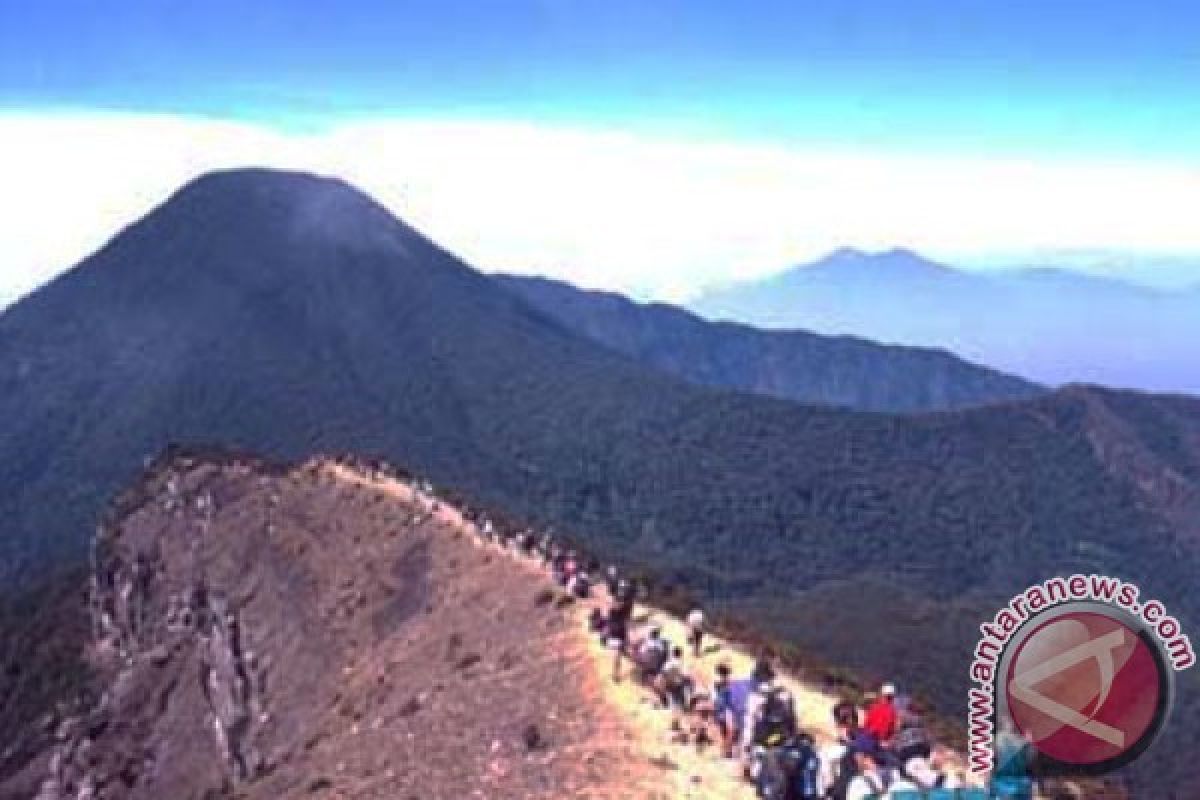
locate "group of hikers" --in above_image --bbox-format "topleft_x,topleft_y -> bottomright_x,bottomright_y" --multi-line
394,470 -> 985,800
585,573 -> 970,799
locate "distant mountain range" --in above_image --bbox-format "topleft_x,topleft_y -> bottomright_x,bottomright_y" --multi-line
691,247 -> 1200,394
497,273 -> 1042,412
2,170 -> 1198,794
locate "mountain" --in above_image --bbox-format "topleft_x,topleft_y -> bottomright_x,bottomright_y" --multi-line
2,169 -> 1199,793
496,273 -> 1042,412
1,452 -> 683,799
691,248 -> 1200,394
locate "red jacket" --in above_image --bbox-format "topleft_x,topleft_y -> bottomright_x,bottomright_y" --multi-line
864,698 -> 898,742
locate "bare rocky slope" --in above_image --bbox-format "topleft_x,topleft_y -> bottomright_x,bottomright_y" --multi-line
1,452 -> 664,800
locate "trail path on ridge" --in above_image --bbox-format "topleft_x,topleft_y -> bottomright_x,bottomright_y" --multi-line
330,464 -> 850,799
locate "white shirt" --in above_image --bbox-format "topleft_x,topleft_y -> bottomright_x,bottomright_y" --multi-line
846,772 -> 885,800
816,741 -> 847,795
740,687 -> 767,749
687,609 -> 704,630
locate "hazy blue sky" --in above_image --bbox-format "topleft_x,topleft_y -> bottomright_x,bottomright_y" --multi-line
2,1 -> 1199,302
6,0 -> 1200,156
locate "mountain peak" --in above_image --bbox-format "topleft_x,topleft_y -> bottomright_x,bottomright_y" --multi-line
826,246 -> 870,261
173,167 -> 361,205
156,167 -> 415,256
816,246 -> 944,272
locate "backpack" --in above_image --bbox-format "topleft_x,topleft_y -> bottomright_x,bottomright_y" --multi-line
754,746 -> 791,799
754,689 -> 797,746
637,639 -> 668,673
783,737 -> 820,800
824,748 -> 857,800
892,723 -> 932,762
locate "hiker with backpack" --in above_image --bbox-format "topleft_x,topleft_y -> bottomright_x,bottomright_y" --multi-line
752,686 -> 798,751
747,685 -> 804,797
633,626 -> 670,686
739,658 -> 780,758
752,731 -> 821,800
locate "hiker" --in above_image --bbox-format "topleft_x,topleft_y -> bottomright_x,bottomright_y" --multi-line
614,577 -> 635,607
633,627 -> 670,685
863,683 -> 899,746
716,665 -> 759,761
746,685 -> 800,795
890,704 -> 932,763
751,685 -> 798,750
734,681 -> 772,762
604,565 -> 620,598
817,700 -> 861,797
710,662 -> 741,757
842,733 -> 888,800
606,591 -> 633,682
587,607 -> 607,637
561,550 -> 579,587
753,731 -> 821,800
686,607 -> 705,657
568,568 -> 591,598
657,645 -> 694,735
549,545 -> 566,579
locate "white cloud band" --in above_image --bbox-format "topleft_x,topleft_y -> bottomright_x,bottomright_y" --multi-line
2,110 -> 1199,305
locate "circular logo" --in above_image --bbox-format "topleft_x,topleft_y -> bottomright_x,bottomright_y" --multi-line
1003,606 -> 1171,773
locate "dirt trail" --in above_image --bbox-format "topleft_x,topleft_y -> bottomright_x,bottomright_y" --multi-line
328,464 -> 854,798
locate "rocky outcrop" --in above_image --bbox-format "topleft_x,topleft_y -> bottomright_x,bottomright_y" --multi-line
33,459 -> 270,799
6,451 -> 651,799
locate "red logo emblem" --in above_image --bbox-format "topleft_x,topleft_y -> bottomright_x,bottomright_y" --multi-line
1005,609 -> 1168,769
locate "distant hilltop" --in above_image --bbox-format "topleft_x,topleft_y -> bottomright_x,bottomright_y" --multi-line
690,247 -> 1200,394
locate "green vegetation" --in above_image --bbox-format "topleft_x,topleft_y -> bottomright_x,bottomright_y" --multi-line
498,273 -> 1042,412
